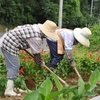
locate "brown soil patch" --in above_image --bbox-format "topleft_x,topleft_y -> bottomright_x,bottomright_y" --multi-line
0,72 -> 96,100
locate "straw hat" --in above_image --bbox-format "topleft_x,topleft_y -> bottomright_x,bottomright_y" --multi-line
73,27 -> 92,47
38,20 -> 59,40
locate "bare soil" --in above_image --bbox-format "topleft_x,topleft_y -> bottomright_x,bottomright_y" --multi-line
0,72 -> 98,100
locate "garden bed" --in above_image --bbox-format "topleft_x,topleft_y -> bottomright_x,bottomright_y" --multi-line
0,72 -> 96,100
1,49 -> 100,100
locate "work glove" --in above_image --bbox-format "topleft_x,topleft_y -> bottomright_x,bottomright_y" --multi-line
65,50 -> 74,62
41,61 -> 46,67
33,53 -> 45,67
70,61 -> 76,68
65,50 -> 76,69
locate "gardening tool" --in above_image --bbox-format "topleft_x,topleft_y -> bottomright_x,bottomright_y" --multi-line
24,49 -> 68,86
73,67 -> 81,78
43,64 -> 67,86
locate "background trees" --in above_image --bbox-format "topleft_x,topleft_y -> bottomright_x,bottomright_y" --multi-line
0,0 -> 100,29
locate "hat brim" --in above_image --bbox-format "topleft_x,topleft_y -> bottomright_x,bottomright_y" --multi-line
73,28 -> 90,47
38,24 -> 59,41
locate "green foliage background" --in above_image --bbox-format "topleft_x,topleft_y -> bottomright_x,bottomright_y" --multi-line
0,0 -> 100,29
76,24 -> 100,52
0,0 -> 100,99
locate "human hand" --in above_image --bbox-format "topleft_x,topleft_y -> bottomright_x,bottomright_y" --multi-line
40,61 -> 45,67
70,61 -> 76,68
33,53 -> 43,67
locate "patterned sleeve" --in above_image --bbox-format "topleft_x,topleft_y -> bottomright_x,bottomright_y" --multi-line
26,37 -> 42,54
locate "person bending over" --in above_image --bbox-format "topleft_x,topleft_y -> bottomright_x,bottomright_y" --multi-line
46,27 -> 92,68
0,20 -> 59,97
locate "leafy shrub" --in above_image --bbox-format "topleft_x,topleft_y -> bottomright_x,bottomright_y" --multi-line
23,69 -> 100,100
89,24 -> 100,51
77,24 -> 100,52
0,75 -> 7,95
19,49 -> 50,83
0,55 -> 7,95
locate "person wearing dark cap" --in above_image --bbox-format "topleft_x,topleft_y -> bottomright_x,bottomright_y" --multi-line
0,20 -> 59,97
46,27 -> 92,68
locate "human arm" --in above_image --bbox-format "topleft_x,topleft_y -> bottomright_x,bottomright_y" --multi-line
26,37 -> 45,66
65,50 -> 76,68
61,30 -> 76,68
33,53 -> 45,66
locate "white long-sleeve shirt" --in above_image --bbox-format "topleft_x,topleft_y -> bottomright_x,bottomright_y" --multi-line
60,29 -> 74,50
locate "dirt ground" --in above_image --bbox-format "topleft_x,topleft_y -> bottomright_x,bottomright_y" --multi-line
0,93 -> 26,100
0,72 -> 98,100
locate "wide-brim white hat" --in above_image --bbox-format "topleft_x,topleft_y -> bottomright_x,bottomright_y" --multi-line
38,20 -> 59,40
73,27 -> 92,47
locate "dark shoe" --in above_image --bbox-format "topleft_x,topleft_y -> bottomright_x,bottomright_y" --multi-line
47,62 -> 57,68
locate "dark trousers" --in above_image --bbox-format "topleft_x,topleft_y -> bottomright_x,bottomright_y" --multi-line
46,38 -> 64,66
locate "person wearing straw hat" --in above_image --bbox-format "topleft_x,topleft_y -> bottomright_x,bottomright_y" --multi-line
46,27 -> 92,68
0,20 -> 59,97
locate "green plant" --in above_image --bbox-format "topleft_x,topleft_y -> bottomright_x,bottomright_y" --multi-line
56,55 -> 74,78
0,53 -> 31,95
14,75 -> 32,94
0,75 -> 7,95
75,53 -> 100,73
0,55 -> 6,74
19,50 -> 49,83
23,68 -> 100,100
0,54 -> 7,95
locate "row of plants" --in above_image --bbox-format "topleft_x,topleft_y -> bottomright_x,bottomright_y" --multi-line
23,68 -> 100,100
19,48 -> 100,99
19,48 -> 100,81
0,24 -> 100,99
0,48 -> 100,96
0,49 -> 100,87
